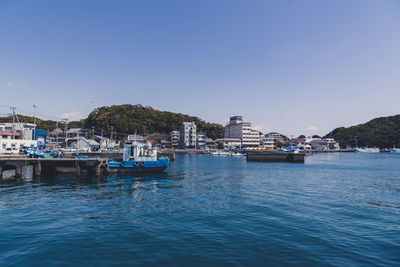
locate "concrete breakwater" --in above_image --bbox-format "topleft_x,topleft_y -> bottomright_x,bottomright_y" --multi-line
0,158 -> 109,181
247,151 -> 305,163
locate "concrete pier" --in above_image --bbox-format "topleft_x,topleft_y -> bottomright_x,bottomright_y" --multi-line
247,151 -> 305,163
0,158 -> 109,180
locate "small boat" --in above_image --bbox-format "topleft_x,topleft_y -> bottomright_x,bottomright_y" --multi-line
211,150 -> 229,156
390,148 -> 400,153
380,148 -> 390,153
229,152 -> 245,157
354,148 -> 380,153
108,141 -> 169,173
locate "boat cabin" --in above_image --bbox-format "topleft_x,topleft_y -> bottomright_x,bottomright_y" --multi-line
123,141 -> 158,162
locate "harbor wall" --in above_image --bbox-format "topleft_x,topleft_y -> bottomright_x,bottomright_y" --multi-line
247,151 -> 304,163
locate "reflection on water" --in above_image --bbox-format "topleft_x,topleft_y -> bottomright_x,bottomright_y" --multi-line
0,153 -> 400,266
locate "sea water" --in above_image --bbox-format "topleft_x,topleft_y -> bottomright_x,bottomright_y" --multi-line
0,153 -> 399,266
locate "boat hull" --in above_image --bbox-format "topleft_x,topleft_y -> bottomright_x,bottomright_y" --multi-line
354,148 -> 380,153
108,165 -> 168,173
108,158 -> 170,173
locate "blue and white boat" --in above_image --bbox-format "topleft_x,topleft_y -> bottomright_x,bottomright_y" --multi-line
108,141 -> 169,173
354,148 -> 380,153
390,147 -> 400,154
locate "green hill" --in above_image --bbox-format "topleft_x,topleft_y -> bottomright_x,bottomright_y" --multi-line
325,114 -> 400,148
84,104 -> 225,140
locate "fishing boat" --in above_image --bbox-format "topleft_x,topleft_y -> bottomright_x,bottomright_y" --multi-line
354,148 -> 380,153
108,141 -> 169,173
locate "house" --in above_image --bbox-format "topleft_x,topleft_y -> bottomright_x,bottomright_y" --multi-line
73,137 -> 100,152
309,138 -> 340,150
205,138 -> 217,149
215,138 -> 242,149
289,138 -> 306,147
127,135 -> 145,142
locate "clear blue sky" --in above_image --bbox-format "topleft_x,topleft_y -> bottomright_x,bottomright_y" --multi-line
1,0 -> 400,136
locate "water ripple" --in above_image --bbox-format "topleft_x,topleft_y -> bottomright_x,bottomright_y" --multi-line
1,153 -> 400,266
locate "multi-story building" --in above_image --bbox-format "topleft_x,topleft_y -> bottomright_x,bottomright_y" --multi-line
169,130 -> 180,148
178,122 -> 196,149
3,122 -> 36,140
262,132 -> 281,149
225,116 -> 260,148
196,132 -> 206,149
0,123 -> 38,153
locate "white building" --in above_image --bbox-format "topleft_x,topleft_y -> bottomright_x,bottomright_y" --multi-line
127,135 -> 145,142
0,139 -> 37,154
196,132 -> 206,149
179,122 -> 196,149
70,137 -> 100,152
225,116 -> 260,147
94,135 -> 120,150
3,122 -> 36,140
262,133 -> 280,149
215,138 -> 242,149
0,123 -> 38,153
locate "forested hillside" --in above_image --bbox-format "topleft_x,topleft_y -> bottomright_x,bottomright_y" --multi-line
325,115 -> 400,148
84,104 -> 225,140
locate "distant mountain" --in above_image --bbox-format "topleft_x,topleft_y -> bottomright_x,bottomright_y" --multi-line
324,115 -> 400,148
0,104 -> 225,140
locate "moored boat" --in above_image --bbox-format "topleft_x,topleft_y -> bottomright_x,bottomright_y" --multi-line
229,152 -> 245,157
211,150 -> 229,156
390,148 -> 400,153
354,148 -> 380,153
108,141 -> 169,173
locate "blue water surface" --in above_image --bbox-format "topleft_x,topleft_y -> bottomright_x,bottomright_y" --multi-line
0,153 -> 399,266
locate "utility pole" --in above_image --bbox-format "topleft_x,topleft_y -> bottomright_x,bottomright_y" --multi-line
56,121 -> 59,144
10,107 -> 16,139
77,132 -> 80,153
33,104 -> 37,141
63,118 -> 68,147
110,126 -> 113,142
